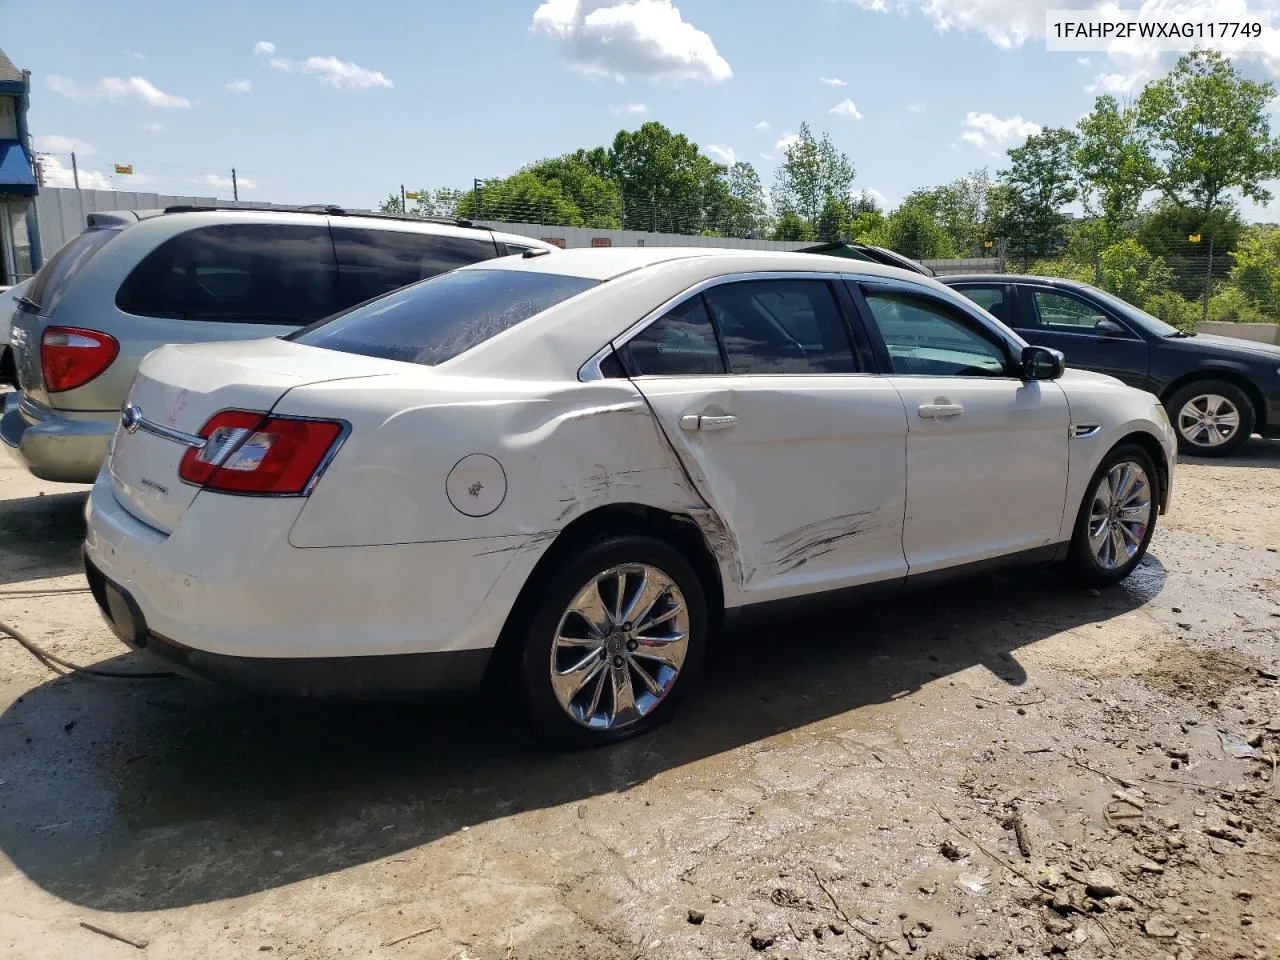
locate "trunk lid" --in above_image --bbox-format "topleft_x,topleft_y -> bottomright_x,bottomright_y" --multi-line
108,338 -> 401,533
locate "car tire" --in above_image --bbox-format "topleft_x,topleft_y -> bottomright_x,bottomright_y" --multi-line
1165,379 -> 1255,457
1065,444 -> 1160,588
518,533 -> 707,749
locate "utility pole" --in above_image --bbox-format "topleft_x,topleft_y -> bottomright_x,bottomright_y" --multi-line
71,151 -> 80,190
231,168 -> 238,202
1201,232 -> 1214,326
401,184 -> 406,212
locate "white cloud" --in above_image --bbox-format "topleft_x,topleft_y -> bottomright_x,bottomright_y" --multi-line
225,78 -> 253,94
139,121 -> 166,133
855,187 -> 889,208
531,0 -> 732,83
254,40 -> 275,55
759,152 -> 773,161
270,55 -> 394,89
820,76 -> 847,86
755,119 -> 770,131
610,102 -> 649,114
126,50 -> 145,61
1077,56 -> 1091,65
960,111 -> 1041,150
906,101 -> 926,114
48,74 -> 193,108
34,154 -> 113,190
775,132 -> 800,152
199,173 -> 258,192
34,134 -> 96,155
829,98 -> 863,119
1085,70 -> 1148,95
706,144 -> 737,164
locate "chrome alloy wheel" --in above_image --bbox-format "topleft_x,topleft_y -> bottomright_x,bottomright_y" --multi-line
1087,461 -> 1153,571
1177,393 -> 1240,449
549,563 -> 689,730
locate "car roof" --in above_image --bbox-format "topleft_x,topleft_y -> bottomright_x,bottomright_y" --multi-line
466,246 -> 933,283
941,274 -> 1093,288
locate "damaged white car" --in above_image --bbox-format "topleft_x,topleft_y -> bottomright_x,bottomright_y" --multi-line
84,248 -> 1176,746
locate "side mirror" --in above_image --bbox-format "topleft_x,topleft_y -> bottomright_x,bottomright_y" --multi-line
1021,345 -> 1065,381
1096,318 -> 1127,338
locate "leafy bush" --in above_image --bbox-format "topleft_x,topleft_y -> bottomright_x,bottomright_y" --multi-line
1207,285 -> 1271,324
1142,290 -> 1200,331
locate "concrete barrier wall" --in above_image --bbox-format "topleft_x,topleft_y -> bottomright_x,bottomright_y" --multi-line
1199,321 -> 1280,346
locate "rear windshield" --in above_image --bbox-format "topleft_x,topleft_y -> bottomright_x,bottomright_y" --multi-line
24,228 -> 118,314
288,268 -> 598,366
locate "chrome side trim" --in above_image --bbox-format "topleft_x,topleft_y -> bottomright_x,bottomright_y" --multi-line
1070,423 -> 1102,439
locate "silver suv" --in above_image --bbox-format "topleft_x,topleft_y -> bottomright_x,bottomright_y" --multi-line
2,207 -> 554,483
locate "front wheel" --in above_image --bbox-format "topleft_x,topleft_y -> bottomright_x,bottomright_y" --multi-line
518,534 -> 707,748
1166,379 -> 1254,457
1065,445 -> 1159,587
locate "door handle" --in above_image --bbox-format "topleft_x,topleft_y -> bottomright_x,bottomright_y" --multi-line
679,413 -> 738,431
917,402 -> 965,420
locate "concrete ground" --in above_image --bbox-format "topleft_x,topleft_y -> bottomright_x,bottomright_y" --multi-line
1,414 -> 1277,959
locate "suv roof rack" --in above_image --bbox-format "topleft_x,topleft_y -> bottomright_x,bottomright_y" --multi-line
160,203 -> 474,229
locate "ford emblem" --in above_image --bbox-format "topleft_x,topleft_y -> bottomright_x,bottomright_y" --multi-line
120,404 -> 143,434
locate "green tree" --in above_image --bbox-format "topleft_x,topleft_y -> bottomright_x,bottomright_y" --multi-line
606,122 -> 729,233
722,161 -> 769,237
519,154 -> 622,226
816,195 -> 850,242
379,192 -> 404,214
1228,225 -> 1280,316
454,171 -> 584,225
1075,95 -> 1155,242
771,122 -> 856,228
772,210 -> 815,241
867,201 -> 955,260
1137,49 -> 1280,217
1001,127 -> 1081,265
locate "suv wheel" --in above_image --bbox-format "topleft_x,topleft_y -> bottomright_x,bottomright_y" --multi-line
1065,444 -> 1159,587
1166,379 -> 1254,457
519,534 -> 707,748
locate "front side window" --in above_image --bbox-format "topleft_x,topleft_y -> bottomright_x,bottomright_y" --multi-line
290,268 -> 597,366
863,291 -> 1010,377
116,223 -> 341,324
619,297 -> 726,376
703,279 -> 857,374
332,228 -> 499,309
1031,289 -> 1113,332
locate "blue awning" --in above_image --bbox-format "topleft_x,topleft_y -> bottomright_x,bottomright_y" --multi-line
0,140 -> 37,196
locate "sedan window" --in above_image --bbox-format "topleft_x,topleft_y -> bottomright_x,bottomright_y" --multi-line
619,296 -> 726,376
703,279 -> 858,375
953,285 -> 1012,326
1031,290 -> 1113,333
863,292 -> 1009,377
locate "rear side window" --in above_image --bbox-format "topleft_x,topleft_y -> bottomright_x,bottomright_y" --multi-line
952,284 -> 1012,325
25,229 -> 118,314
290,268 -> 597,366
704,279 -> 857,374
116,223 -> 341,324
331,228 -> 498,309
620,297 -> 726,376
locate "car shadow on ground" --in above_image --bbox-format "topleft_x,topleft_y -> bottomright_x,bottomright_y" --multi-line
1178,436 -> 1280,469
0,543 -> 1166,913
0,491 -> 89,585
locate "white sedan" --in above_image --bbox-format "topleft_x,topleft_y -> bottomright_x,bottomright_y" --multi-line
84,248 -> 1176,746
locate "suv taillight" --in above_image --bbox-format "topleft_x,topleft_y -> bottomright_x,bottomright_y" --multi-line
41,327 -> 119,392
179,410 -> 346,496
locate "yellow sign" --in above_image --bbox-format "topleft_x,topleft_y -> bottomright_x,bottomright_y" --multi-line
114,164 -> 134,175
983,240 -> 993,249
1188,233 -> 1201,243
404,191 -> 419,200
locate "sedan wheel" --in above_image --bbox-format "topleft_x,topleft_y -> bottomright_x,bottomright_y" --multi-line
1176,393 -> 1240,450
1086,460 -> 1152,571
550,563 -> 690,731
519,533 -> 707,747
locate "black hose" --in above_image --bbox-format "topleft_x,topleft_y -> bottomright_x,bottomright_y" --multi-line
1,620 -> 174,680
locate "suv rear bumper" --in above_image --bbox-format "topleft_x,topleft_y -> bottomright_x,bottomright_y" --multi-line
1,391 -> 114,483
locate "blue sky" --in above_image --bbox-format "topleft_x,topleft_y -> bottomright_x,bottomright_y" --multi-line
7,0 -> 1280,219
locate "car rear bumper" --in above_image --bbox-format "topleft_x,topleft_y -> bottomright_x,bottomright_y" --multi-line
82,468 -> 545,692
1,391 -> 113,483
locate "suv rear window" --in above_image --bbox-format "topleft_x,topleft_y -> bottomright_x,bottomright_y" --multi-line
331,227 -> 498,309
24,228 -> 118,314
290,268 -> 597,366
115,223 -> 342,324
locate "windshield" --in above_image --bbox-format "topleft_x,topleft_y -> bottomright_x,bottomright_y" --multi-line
1084,286 -> 1182,337
289,268 -> 599,366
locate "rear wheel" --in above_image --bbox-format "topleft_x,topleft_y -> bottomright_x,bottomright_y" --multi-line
1065,444 -> 1159,587
518,534 -> 707,748
1166,379 -> 1254,457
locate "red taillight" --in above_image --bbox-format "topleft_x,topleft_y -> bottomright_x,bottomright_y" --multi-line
41,326 -> 120,393
179,410 -> 345,496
